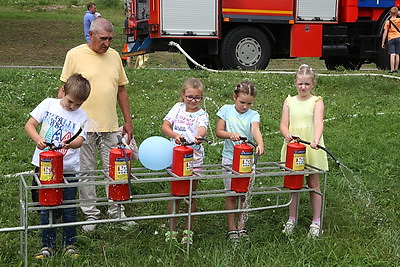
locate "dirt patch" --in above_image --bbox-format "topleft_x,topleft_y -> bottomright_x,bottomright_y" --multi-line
0,20 -> 82,66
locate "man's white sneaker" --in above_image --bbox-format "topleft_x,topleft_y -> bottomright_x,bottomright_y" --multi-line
82,217 -> 96,232
282,221 -> 295,235
110,213 -> 138,226
308,223 -> 321,239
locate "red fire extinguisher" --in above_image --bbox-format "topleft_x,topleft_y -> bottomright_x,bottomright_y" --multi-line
38,127 -> 83,206
231,137 -> 257,193
171,138 -> 210,196
109,136 -> 132,201
39,150 -> 64,206
284,141 -> 307,189
171,138 -> 194,196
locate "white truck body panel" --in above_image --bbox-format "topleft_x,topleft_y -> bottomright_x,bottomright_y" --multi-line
296,0 -> 338,22
161,0 -> 218,37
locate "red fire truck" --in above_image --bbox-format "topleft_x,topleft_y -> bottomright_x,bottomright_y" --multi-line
123,0 -> 400,70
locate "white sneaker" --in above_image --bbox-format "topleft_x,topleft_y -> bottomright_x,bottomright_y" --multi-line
308,223 -> 321,238
282,220 -> 295,235
82,217 -> 97,232
110,213 -> 138,226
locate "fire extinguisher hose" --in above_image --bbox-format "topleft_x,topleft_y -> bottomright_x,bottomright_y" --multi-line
179,137 -> 212,146
117,135 -> 133,198
45,127 -> 83,150
296,139 -> 341,166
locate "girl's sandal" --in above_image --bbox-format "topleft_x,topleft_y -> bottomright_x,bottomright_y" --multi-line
165,230 -> 178,242
227,230 -> 239,244
181,230 -> 194,245
238,229 -> 250,241
34,247 -> 54,259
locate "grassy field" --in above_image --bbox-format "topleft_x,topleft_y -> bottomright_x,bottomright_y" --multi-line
1,1 -> 400,266
1,66 -> 400,265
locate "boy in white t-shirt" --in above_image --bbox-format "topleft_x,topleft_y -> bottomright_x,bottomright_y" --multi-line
25,74 -> 90,259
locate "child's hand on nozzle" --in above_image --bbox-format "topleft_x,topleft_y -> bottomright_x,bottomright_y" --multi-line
310,139 -> 320,150
174,135 -> 185,145
194,135 -> 204,144
61,140 -> 71,149
256,145 -> 265,156
284,134 -> 294,143
36,138 -> 47,150
230,133 -> 241,142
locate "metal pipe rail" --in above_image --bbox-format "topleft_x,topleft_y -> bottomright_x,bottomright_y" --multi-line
7,161 -> 326,266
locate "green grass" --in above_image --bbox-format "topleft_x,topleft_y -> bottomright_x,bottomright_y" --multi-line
1,0 -> 400,265
0,66 -> 400,265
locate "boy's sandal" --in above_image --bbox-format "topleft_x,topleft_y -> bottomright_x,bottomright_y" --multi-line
63,245 -> 79,258
165,230 -> 178,242
181,230 -> 194,245
34,247 -> 54,259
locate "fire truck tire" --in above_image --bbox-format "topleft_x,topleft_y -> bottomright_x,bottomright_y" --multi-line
375,45 -> 390,70
221,26 -> 271,70
324,57 -> 363,70
375,11 -> 391,70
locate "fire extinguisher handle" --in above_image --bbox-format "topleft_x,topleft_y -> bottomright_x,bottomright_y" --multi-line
238,136 -> 257,148
246,140 -> 258,148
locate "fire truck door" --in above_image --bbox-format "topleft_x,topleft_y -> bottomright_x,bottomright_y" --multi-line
290,24 -> 323,57
160,0 -> 218,37
296,0 -> 338,22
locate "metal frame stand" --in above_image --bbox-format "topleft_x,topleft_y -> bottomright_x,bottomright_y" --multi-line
1,161 -> 326,266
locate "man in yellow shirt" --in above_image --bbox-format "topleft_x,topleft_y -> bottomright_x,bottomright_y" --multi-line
59,17 -> 135,231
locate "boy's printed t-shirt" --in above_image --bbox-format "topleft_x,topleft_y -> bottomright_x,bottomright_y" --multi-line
216,104 -> 260,160
30,98 -> 87,172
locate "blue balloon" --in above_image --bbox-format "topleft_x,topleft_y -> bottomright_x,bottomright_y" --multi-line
138,136 -> 173,170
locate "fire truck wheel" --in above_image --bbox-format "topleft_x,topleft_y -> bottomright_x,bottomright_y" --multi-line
375,43 -> 390,70
375,10 -> 391,70
221,26 -> 271,70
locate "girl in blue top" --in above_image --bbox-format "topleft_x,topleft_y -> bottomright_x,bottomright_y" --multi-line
216,81 -> 264,241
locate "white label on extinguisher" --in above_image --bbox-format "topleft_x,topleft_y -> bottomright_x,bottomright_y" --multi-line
40,159 -> 53,181
115,158 -> 130,180
183,154 -> 193,176
239,151 -> 253,173
293,150 -> 305,171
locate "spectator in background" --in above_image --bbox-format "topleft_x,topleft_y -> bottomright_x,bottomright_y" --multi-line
84,2 -> 97,43
382,7 -> 400,73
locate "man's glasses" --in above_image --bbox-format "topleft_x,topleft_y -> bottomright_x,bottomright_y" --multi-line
185,95 -> 203,102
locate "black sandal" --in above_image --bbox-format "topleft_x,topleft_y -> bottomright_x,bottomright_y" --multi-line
34,247 -> 54,259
